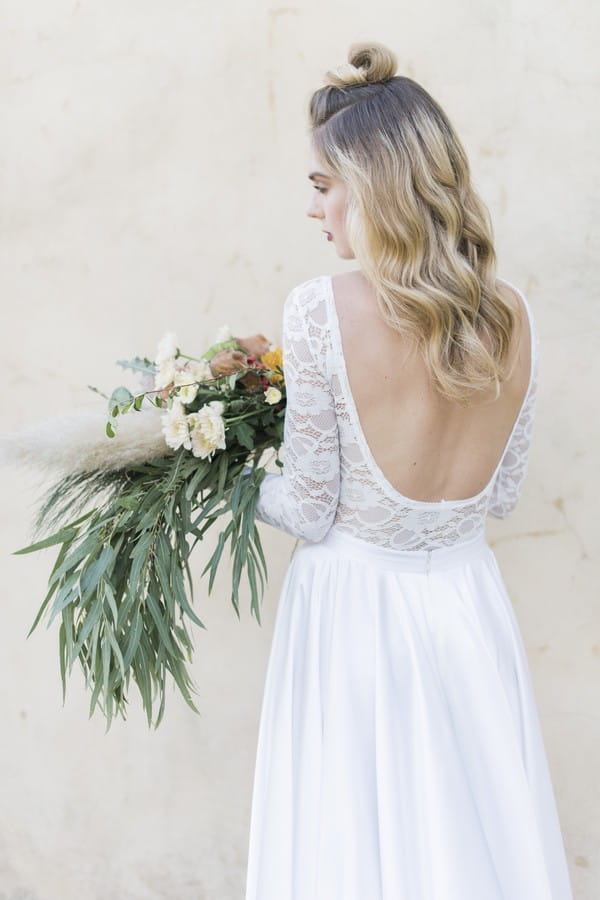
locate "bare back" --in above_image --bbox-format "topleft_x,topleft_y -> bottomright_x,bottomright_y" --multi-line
331,270 -> 532,503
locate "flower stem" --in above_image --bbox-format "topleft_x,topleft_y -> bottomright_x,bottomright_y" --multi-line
225,410 -> 264,425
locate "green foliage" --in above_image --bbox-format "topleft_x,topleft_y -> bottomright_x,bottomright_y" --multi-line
116,356 -> 158,378
17,333 -> 287,730
109,386 -> 134,409
16,450 -> 272,732
104,386 -> 149,437
200,339 -> 241,361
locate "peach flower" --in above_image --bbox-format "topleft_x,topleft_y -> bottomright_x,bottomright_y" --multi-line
209,349 -> 249,377
236,334 -> 271,358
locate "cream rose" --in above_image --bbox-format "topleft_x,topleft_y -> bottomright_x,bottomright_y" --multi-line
154,359 -> 177,391
155,332 -> 179,366
173,369 -> 195,405
161,400 -> 191,451
186,359 -> 213,383
173,360 -> 214,404
186,401 -> 226,460
264,386 -> 282,405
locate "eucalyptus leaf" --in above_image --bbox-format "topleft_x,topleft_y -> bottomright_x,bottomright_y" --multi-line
108,386 -> 134,408
116,356 -> 157,377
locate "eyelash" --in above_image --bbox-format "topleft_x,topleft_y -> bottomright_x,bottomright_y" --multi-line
313,185 -> 328,194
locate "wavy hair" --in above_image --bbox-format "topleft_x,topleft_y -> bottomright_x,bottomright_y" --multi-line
308,42 -> 521,405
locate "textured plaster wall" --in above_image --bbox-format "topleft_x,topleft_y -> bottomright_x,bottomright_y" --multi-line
1,1 -> 598,898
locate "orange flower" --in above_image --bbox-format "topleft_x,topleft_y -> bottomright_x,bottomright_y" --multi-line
260,347 -> 284,383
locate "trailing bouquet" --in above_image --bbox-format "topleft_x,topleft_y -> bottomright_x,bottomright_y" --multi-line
13,327 -> 285,730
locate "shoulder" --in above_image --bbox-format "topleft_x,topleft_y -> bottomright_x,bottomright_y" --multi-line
495,277 -> 539,387
496,276 -> 537,341
285,274 -> 330,309
495,277 -> 531,323
282,276 -> 332,366
283,275 -> 331,327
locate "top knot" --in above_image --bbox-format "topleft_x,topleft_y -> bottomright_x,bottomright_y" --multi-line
323,41 -> 398,89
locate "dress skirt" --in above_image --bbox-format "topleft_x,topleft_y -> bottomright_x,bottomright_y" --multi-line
244,526 -> 573,900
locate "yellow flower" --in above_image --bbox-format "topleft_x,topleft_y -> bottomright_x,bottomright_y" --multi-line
260,347 -> 284,383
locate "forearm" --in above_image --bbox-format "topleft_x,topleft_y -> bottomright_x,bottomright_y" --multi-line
244,465 -> 338,541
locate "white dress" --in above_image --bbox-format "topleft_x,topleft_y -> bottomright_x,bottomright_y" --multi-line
243,275 -> 573,900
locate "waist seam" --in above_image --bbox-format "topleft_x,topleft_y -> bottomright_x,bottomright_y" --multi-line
309,526 -> 490,574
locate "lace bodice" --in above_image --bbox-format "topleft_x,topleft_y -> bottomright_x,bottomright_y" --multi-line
250,274 -> 538,551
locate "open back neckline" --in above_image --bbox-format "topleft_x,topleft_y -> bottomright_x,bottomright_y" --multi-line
325,273 -> 535,509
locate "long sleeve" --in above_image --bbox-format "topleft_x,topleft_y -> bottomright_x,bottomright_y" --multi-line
487,300 -> 539,519
249,282 -> 340,542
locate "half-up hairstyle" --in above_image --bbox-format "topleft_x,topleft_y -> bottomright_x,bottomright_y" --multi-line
309,41 -> 521,406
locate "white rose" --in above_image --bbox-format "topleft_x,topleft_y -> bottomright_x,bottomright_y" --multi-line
173,367 -> 199,405
154,359 -> 177,391
186,359 -> 213,383
187,401 -> 226,460
161,400 -> 191,451
176,385 -> 198,405
214,325 -> 232,343
264,386 -> 282,405
172,360 -> 214,404
155,331 -> 179,366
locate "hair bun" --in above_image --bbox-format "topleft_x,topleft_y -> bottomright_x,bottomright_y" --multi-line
323,41 -> 398,88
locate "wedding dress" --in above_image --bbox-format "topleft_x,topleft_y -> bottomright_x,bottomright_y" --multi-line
243,274 -> 573,899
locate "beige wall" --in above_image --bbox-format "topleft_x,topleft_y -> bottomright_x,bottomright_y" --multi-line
1,2 -> 598,898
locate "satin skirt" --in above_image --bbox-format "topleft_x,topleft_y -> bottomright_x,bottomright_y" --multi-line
244,526 -> 573,900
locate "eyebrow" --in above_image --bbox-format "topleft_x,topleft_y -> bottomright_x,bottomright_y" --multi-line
308,171 -> 332,181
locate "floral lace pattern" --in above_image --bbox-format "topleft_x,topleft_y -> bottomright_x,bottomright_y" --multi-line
254,275 -> 538,550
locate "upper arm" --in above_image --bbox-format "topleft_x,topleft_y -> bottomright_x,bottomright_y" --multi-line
283,283 -> 339,476
487,281 -> 539,518
253,281 -> 340,541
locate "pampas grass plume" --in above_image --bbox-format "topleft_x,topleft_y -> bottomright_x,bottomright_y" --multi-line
0,407 -> 173,475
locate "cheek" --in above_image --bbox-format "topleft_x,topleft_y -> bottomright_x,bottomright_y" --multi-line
331,198 -> 347,229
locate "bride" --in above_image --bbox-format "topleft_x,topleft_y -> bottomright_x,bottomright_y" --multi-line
243,41 -> 574,899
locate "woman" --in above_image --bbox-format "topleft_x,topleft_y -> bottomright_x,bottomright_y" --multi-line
243,42 -> 573,899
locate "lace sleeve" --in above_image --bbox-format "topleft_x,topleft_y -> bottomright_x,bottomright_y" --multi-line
487,300 -> 540,519
248,281 -> 340,541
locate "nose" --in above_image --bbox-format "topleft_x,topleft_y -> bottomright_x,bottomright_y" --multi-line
306,192 -> 323,219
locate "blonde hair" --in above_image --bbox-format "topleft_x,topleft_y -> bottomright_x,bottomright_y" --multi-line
309,41 -> 521,406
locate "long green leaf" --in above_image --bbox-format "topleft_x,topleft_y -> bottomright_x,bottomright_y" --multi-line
145,591 -> 177,656
71,601 -> 105,660
26,537 -> 73,638
15,523 -> 82,555
123,612 -> 143,671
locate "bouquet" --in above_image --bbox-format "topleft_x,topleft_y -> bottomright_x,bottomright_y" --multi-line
13,326 -> 285,730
